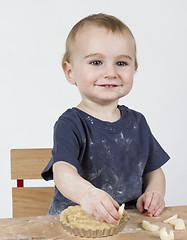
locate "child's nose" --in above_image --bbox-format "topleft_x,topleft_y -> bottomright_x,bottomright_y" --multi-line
104,65 -> 117,79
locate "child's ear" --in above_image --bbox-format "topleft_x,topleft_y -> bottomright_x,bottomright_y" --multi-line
62,61 -> 76,85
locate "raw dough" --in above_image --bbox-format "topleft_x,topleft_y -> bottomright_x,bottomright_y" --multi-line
170,218 -> 185,230
163,214 -> 178,224
163,214 -> 185,230
142,220 -> 160,231
60,205 -> 127,230
118,203 -> 125,215
160,227 -> 174,240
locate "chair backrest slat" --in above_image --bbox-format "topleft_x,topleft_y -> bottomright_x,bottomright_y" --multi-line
11,148 -> 52,179
11,148 -> 54,217
12,187 -> 54,217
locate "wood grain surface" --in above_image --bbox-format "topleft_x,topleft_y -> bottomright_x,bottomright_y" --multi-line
0,206 -> 186,239
11,148 -> 52,179
12,187 -> 54,217
10,148 -> 53,218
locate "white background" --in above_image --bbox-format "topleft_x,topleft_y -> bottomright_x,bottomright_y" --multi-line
0,0 -> 187,218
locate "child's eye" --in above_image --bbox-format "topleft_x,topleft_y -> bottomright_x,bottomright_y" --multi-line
90,60 -> 102,66
116,61 -> 127,67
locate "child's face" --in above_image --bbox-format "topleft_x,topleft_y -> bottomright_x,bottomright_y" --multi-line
64,25 -> 135,105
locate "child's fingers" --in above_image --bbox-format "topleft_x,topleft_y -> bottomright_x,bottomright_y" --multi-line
95,204 -> 119,224
101,198 -> 121,223
110,196 -> 120,211
136,195 -> 144,213
91,202 -> 116,223
144,191 -> 154,210
91,198 -> 121,224
152,203 -> 165,217
137,191 -> 165,217
147,192 -> 165,216
147,193 -> 160,215
80,187 -> 121,224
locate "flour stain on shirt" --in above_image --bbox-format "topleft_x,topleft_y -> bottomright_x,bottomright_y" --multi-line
81,136 -> 86,144
120,132 -> 124,139
87,116 -> 94,124
89,139 -> 94,146
102,139 -> 106,144
137,161 -> 144,175
87,167 -> 105,182
114,132 -> 133,149
125,138 -> 132,144
115,132 -> 124,143
101,139 -> 113,159
133,122 -> 138,129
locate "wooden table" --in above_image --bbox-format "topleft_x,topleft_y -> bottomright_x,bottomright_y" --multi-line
0,206 -> 186,239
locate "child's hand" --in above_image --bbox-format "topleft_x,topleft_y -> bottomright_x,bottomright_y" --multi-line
136,191 -> 165,217
80,187 -> 121,224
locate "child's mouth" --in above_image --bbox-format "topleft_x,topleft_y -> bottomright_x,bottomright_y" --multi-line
99,84 -> 118,88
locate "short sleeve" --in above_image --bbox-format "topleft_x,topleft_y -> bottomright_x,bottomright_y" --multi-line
143,119 -> 170,175
41,118 -> 81,180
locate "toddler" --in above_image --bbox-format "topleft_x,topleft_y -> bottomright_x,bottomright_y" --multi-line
42,13 -> 170,224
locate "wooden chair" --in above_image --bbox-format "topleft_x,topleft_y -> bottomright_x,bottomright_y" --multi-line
11,148 -> 54,218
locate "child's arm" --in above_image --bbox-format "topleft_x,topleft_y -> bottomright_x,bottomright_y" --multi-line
53,161 -> 121,224
136,168 -> 166,217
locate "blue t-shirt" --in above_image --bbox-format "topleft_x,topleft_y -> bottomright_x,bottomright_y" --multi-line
42,105 -> 170,215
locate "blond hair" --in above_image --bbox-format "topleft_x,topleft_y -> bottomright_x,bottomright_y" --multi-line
62,13 -> 138,71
